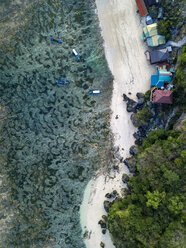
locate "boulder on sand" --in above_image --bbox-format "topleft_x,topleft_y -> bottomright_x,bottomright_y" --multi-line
129,145 -> 138,156
103,200 -> 112,213
122,173 -> 129,183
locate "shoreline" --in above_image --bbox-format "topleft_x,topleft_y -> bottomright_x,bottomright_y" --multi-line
80,0 -> 155,247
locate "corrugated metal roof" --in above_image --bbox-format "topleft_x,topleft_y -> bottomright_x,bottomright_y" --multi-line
147,35 -> 165,47
136,0 -> 148,17
153,90 -> 173,104
150,49 -> 169,64
143,23 -> 158,38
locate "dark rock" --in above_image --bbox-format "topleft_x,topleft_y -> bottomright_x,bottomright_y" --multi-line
112,190 -> 119,197
104,200 -> 112,213
124,159 -> 130,166
105,193 -> 112,199
135,138 -> 143,146
136,92 -> 145,99
123,93 -> 145,113
138,125 -> 148,138
102,215 -> 108,222
122,173 -> 129,183
127,99 -> 138,113
105,191 -> 118,199
123,93 -> 128,101
133,132 -> 139,139
98,219 -> 106,229
130,113 -> 141,127
124,158 -> 136,173
112,190 -> 118,196
129,145 -> 138,156
136,99 -> 145,111
102,229 -> 106,234
100,242 -> 105,247
113,164 -> 119,171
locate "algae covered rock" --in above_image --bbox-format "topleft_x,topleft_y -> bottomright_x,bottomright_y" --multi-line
124,157 -> 137,173
100,241 -> 105,247
98,219 -> 106,229
130,113 -> 142,127
122,173 -> 129,184
129,145 -> 138,156
104,200 -> 112,213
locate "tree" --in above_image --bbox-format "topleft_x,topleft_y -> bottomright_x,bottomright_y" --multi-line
145,190 -> 166,209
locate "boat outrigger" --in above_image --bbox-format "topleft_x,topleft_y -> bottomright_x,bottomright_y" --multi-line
50,36 -> 62,44
56,78 -> 70,86
89,89 -> 101,95
72,49 -> 80,60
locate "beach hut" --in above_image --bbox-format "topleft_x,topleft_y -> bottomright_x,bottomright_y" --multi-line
152,90 -> 173,104
147,35 -> 166,47
136,0 -> 148,17
143,23 -> 158,38
149,48 -> 169,64
151,70 -> 172,88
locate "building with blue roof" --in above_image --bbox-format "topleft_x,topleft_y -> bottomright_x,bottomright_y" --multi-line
151,70 -> 172,88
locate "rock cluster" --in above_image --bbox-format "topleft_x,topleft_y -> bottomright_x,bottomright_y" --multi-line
122,173 -> 129,184
123,93 -> 145,113
124,157 -> 137,174
105,190 -> 118,199
124,92 -> 171,145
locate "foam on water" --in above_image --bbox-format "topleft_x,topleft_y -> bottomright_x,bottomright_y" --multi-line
0,0 -> 113,247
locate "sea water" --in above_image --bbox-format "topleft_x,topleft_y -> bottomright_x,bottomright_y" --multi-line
0,0 -> 113,247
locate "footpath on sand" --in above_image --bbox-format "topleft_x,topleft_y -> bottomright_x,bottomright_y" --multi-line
80,0 -> 155,247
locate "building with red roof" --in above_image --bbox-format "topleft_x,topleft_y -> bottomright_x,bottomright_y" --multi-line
153,90 -> 173,104
136,0 -> 148,16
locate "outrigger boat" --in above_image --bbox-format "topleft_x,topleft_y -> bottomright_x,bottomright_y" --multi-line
72,49 -> 80,60
50,36 -> 62,44
89,89 -> 101,95
56,78 -> 70,86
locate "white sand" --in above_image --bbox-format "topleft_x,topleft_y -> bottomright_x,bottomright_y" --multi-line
80,0 -> 155,247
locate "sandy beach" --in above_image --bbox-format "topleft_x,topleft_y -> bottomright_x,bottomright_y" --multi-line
80,0 -> 155,247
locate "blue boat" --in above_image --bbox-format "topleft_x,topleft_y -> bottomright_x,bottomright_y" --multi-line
72,49 -> 80,60
56,78 -> 70,86
50,36 -> 62,44
89,89 -> 101,95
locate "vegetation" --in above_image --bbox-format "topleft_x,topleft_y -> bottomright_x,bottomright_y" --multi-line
173,46 -> 186,109
135,105 -> 153,126
157,0 -> 185,40
108,3 -> 186,248
108,129 -> 186,248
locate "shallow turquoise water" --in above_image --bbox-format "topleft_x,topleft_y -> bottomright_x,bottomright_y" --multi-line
0,0 -> 113,247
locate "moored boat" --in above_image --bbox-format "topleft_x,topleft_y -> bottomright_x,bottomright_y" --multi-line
89,89 -> 101,95
50,36 -> 63,44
